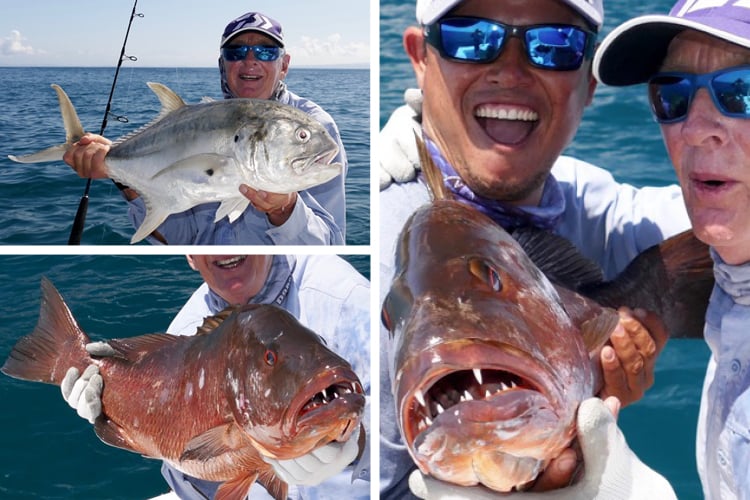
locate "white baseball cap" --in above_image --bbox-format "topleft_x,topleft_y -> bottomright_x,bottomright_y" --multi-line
415,0 -> 604,29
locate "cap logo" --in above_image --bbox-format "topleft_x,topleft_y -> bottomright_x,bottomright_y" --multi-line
675,0 -> 750,18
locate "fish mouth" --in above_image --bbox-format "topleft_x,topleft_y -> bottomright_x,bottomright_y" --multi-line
290,147 -> 340,176
287,367 -> 365,443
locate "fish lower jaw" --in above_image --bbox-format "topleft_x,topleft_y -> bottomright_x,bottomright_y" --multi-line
423,452 -> 544,493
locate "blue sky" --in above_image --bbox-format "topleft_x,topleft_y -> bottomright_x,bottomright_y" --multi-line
0,0 -> 371,67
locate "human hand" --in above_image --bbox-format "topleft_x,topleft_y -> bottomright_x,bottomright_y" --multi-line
379,88 -> 423,189
262,431 -> 360,486
599,308 -> 668,407
61,364 -> 103,424
409,397 -> 676,500
239,185 -> 297,226
62,133 -> 112,179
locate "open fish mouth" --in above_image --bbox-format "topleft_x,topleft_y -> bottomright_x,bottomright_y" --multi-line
405,367 -> 543,439
289,367 -> 365,439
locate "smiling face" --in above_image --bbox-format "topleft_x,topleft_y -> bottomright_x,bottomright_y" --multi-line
223,31 -> 290,99
658,31 -> 750,265
186,255 -> 273,305
405,0 -> 596,205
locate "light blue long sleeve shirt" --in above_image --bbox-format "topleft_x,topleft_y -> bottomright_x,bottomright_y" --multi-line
126,88 -> 347,245
379,153 -> 691,498
160,255 -> 370,499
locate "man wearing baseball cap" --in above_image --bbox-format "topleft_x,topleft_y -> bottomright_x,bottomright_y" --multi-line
595,2 -> 750,498
379,0 -> 693,497
62,11 -> 348,245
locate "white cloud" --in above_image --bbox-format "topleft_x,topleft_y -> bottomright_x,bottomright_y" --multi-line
295,34 -> 368,60
0,30 -> 39,56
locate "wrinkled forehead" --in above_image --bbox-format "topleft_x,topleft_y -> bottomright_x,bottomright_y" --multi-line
662,30 -> 750,71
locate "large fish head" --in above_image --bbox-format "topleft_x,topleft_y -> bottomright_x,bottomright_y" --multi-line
383,201 -> 596,492
225,304 -> 364,460
233,101 -> 342,193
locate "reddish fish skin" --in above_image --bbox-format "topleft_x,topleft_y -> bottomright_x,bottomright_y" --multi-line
380,137 -> 713,493
2,278 -> 365,500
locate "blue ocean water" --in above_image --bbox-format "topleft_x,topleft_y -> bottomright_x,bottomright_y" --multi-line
0,254 -> 369,499
0,66 -> 370,246
380,0 -> 708,499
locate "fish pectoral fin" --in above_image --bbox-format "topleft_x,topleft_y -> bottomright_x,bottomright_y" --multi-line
581,308 -> 620,353
215,473 -> 259,500
215,197 -> 250,223
257,470 -> 289,500
180,423 -> 253,462
94,418 -> 142,454
151,154 -> 235,181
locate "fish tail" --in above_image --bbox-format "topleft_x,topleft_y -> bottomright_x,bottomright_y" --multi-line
1,277 -> 91,385
7,84 -> 85,164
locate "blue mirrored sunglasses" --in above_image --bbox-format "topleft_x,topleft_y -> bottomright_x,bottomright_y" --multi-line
221,44 -> 283,62
648,65 -> 750,123
423,16 -> 595,71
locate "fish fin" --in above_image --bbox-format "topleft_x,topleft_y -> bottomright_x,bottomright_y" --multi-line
414,133 -> 452,201
151,153 -> 235,181
215,473 -> 259,500
581,308 -> 620,353
180,423 -> 253,462
1,277 -> 90,385
256,470 -> 288,500
194,307 -> 239,336
200,96 -> 216,103
585,230 -> 713,339
93,417 -> 142,453
146,81 -> 187,118
130,206 -> 170,244
512,227 -> 604,290
215,197 -> 251,223
104,333 -> 184,363
7,84 -> 85,164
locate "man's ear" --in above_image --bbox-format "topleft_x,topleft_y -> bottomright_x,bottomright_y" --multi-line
186,255 -> 198,271
404,26 -> 428,89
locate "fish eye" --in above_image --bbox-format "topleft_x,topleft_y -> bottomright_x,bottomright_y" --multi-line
264,349 -> 277,366
468,258 -> 503,292
295,127 -> 310,143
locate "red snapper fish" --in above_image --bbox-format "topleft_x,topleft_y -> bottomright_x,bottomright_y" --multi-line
2,278 -> 365,500
380,137 -> 713,492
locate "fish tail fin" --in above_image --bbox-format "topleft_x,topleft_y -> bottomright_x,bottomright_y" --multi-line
414,132 -> 452,201
1,277 -> 91,385
655,230 -> 714,338
7,84 -> 85,164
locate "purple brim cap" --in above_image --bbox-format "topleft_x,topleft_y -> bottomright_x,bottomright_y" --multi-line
594,1 -> 750,86
220,11 -> 284,48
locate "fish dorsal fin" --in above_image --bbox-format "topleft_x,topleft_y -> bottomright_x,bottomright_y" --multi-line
512,226 -> 604,291
105,333 -> 184,362
581,308 -> 619,353
415,133 -> 452,201
180,423 -> 253,462
194,306 -> 240,336
146,81 -> 187,117
52,84 -> 86,145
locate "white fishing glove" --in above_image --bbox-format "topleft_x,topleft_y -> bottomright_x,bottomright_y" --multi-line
60,342 -> 115,424
263,427 -> 361,486
408,397 -> 677,500
380,88 -> 423,190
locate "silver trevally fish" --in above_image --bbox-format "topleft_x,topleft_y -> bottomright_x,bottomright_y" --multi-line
8,83 -> 342,243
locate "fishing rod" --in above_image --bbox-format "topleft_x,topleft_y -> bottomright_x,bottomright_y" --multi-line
67,0 -> 142,245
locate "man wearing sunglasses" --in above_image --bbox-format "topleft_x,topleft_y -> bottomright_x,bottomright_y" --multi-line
63,11 -> 347,245
595,1 -> 750,498
379,0 -> 694,497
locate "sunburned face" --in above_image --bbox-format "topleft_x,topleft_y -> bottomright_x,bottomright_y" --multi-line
404,0 -> 596,205
186,255 -> 273,305
222,32 -> 290,100
658,31 -> 750,265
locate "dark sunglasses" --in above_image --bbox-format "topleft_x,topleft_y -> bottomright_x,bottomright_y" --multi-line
423,16 -> 596,71
221,44 -> 283,62
648,65 -> 750,123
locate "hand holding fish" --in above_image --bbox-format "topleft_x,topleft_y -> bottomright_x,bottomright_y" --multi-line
408,397 -> 677,500
240,185 -> 298,226
599,308 -> 668,407
62,133 -> 112,180
378,88 -> 423,189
